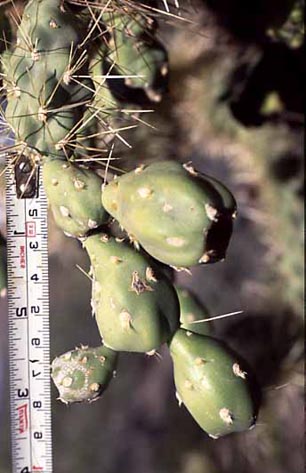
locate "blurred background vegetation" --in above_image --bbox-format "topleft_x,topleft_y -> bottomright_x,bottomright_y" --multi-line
0,1 -> 304,472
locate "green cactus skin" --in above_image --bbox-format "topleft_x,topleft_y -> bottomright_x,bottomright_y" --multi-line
89,47 -> 124,130
51,344 -> 118,404
43,159 -> 108,238
103,9 -> 156,38
102,11 -> 168,104
169,329 -> 257,438
84,234 -> 180,353
102,161 -> 237,268
0,234 -> 7,298
3,0 -> 93,160
176,287 -> 212,336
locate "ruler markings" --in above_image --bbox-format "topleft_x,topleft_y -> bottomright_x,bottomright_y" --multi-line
6,161 -> 53,473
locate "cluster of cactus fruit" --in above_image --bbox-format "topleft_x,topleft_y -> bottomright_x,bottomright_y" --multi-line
0,0 -> 259,439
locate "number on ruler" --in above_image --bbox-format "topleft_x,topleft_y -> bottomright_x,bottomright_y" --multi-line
31,305 -> 40,314
17,388 -> 29,398
16,307 -> 27,317
28,209 -> 38,217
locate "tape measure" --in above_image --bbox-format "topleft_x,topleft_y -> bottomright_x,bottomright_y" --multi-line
6,156 -> 53,473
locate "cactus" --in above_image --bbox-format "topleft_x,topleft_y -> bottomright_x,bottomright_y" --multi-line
102,10 -> 168,105
0,233 -> 6,298
0,1 -> 264,459
86,6 -> 169,140
169,329 -> 258,438
51,344 -> 118,404
84,233 -> 180,353
43,158 -> 108,237
102,160 -> 237,268
88,47 -> 128,135
3,0 -> 93,160
176,287 -> 212,336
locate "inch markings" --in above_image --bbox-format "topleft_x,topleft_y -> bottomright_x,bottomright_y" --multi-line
6,161 -> 53,473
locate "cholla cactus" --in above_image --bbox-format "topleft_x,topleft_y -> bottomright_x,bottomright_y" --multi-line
42,158 -> 109,237
102,160 -> 237,267
169,329 -> 258,438
2,0 -> 94,160
85,233 -> 180,353
0,0 -> 260,443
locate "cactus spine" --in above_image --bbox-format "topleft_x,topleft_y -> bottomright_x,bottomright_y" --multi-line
176,287 -> 212,336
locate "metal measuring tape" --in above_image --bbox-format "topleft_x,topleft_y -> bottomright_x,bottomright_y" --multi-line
6,155 -> 53,473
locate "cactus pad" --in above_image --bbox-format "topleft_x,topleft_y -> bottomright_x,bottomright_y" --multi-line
43,159 -> 108,237
84,234 -> 180,353
102,10 -> 168,104
169,329 -> 258,438
102,161 -> 237,267
3,0 -> 93,159
51,344 -> 118,404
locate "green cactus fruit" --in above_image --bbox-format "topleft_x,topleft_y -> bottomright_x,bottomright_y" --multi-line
169,329 -> 258,438
3,0 -> 93,159
0,234 -> 7,298
102,11 -> 168,104
43,159 -> 108,237
102,161 -> 237,268
176,287 -> 212,335
84,234 -> 180,353
51,344 -> 117,404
